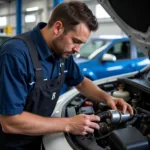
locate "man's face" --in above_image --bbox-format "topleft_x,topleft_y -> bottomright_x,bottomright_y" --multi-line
51,23 -> 91,59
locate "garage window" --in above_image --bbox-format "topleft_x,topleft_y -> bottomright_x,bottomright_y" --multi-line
0,17 -> 7,26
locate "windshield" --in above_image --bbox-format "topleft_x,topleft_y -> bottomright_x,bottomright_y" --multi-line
0,36 -> 10,46
74,39 -> 109,59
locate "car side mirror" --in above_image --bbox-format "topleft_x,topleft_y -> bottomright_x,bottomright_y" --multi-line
101,53 -> 117,62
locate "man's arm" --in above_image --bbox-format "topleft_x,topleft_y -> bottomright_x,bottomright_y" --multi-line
76,77 -> 111,102
0,111 -> 100,136
76,77 -> 133,114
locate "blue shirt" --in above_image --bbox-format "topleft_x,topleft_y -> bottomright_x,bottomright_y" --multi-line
0,22 -> 84,115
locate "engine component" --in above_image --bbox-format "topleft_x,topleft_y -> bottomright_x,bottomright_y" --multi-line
108,127 -> 149,150
101,83 -> 115,91
69,97 -> 85,110
112,84 -> 130,101
79,106 -> 95,115
109,110 -> 132,124
131,93 -> 140,108
98,110 -> 133,124
64,67 -> 150,150
74,134 -> 104,150
98,122 -> 110,135
67,107 -> 76,117
94,102 -> 110,112
83,101 -> 93,107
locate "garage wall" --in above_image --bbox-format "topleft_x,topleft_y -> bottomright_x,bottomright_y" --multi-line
86,1 -> 124,36
0,0 -> 124,36
0,0 -> 46,34
91,20 -> 124,37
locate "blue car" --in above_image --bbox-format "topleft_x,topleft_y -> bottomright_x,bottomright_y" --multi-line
61,35 -> 149,94
74,35 -> 149,80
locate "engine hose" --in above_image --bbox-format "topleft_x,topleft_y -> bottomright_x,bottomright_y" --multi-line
95,132 -> 111,140
136,107 -> 150,114
134,113 -> 150,119
98,111 -> 110,121
143,114 -> 150,118
125,116 -> 137,126
125,108 -> 138,126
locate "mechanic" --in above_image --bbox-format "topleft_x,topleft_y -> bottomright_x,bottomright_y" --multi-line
0,1 -> 133,150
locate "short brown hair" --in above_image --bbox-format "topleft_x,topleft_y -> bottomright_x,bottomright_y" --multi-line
48,1 -> 98,32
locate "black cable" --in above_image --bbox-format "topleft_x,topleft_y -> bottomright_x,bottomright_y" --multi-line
95,132 -> 111,140
137,107 -> 150,114
125,108 -> 138,126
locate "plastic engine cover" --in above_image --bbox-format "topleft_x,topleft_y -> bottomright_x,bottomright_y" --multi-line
108,127 -> 149,150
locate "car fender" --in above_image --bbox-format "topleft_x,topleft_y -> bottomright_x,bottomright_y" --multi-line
82,68 -> 98,80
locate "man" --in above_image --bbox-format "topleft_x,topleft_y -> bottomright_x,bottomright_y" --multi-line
0,1 -> 133,150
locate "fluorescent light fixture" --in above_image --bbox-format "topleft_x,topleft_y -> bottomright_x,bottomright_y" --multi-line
25,15 -> 36,23
26,7 -> 39,12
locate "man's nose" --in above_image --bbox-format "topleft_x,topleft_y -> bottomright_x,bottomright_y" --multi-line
73,45 -> 80,53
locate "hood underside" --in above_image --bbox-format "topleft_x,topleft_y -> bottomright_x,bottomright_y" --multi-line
98,0 -> 150,58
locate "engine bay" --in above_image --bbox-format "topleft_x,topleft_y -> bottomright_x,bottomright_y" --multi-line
63,71 -> 150,150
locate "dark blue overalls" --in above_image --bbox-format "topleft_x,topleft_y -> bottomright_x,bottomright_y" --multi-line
0,34 -> 65,150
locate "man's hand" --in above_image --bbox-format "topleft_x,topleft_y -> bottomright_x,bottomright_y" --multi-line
65,114 -> 100,135
106,97 -> 133,115
76,77 -> 133,115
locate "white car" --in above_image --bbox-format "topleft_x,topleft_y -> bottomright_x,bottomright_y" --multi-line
43,0 -> 150,150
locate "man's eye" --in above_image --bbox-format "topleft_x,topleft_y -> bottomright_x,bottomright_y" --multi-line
73,39 -> 81,44
73,39 -> 78,43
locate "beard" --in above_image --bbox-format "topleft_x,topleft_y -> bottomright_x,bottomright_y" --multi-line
50,35 -> 69,59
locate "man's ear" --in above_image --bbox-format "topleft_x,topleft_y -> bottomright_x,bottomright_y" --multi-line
53,21 -> 64,35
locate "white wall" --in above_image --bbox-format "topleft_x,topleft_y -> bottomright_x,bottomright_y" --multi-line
0,0 -> 124,36
92,20 -> 124,36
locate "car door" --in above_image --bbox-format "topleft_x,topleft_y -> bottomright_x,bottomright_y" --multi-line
95,40 -> 137,79
131,44 -> 150,71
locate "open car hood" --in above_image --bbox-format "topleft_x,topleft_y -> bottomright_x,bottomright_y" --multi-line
98,0 -> 150,58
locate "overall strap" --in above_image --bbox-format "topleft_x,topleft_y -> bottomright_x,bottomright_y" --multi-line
15,34 -> 43,82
